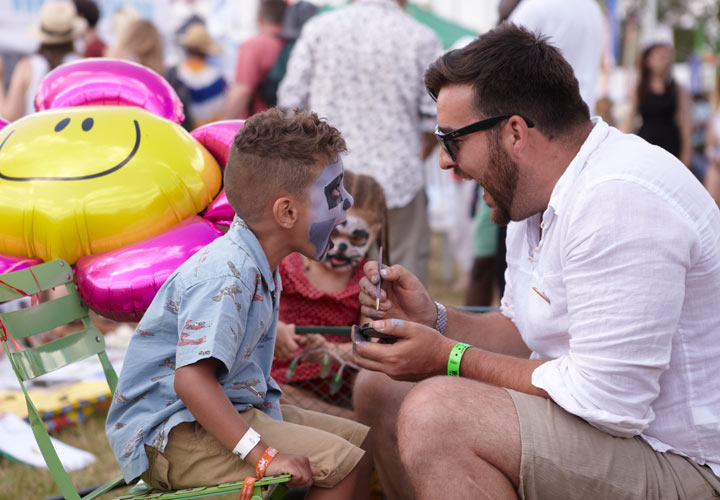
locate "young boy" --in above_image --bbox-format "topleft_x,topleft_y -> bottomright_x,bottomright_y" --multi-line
106,108 -> 371,498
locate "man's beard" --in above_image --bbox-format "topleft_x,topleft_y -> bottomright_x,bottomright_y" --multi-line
483,137 -> 519,226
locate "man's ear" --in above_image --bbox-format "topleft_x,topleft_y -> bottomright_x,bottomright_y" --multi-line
273,196 -> 298,228
506,115 -> 531,156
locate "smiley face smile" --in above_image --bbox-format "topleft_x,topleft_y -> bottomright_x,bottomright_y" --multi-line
0,119 -> 141,182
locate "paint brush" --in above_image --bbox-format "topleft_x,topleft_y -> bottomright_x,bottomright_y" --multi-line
375,246 -> 383,310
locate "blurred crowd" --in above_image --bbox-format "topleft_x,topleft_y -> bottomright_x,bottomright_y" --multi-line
1,0 -> 719,308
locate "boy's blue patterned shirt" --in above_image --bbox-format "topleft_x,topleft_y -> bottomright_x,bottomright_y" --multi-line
106,217 -> 282,482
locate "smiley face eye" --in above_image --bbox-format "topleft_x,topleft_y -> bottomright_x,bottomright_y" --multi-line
55,118 -> 70,132
82,118 -> 94,132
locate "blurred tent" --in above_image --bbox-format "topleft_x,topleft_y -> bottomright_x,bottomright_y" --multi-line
319,2 -> 478,49
405,3 -> 478,48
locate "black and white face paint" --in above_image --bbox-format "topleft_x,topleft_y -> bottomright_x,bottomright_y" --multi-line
308,157 -> 353,260
323,214 -> 373,272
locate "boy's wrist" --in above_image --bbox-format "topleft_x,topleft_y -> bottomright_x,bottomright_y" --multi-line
245,439 -> 270,465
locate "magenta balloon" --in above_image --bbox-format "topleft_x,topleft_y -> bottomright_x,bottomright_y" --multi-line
191,120 -> 244,168
203,189 -> 235,226
74,216 -> 222,321
35,58 -> 185,124
192,120 -> 243,226
0,118 -> 7,131
0,254 -> 43,275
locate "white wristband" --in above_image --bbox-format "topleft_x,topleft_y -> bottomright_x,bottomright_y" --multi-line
232,427 -> 261,460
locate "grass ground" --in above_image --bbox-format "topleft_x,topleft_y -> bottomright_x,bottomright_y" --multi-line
0,233 -> 469,500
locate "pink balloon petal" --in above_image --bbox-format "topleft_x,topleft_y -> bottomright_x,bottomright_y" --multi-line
74,216 -> 222,322
35,58 -> 185,124
0,118 -> 8,131
191,120 -> 244,168
0,254 -> 43,274
203,189 -> 235,226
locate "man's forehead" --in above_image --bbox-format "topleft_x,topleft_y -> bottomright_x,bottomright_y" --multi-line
436,83 -> 479,129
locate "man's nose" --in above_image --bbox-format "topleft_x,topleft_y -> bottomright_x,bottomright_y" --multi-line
438,147 -> 456,170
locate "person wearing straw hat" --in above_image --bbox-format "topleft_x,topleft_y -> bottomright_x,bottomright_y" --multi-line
0,1 -> 86,121
168,22 -> 227,128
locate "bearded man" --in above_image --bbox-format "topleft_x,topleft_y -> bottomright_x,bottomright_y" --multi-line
351,23 -> 720,500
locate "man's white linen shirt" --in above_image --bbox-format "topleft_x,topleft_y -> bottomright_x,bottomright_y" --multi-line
502,118 -> 720,476
277,0 -> 442,209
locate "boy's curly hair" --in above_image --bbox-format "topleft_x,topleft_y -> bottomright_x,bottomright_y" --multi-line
225,108 -> 347,222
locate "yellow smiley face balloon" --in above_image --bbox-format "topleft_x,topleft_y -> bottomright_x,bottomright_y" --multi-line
0,106 -> 221,264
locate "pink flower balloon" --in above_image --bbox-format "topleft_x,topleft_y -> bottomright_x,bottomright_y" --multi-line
35,58 -> 185,124
192,120 -> 244,226
74,216 -> 222,322
0,254 -> 43,274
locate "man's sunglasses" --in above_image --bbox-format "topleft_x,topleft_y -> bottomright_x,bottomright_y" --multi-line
434,114 -> 535,162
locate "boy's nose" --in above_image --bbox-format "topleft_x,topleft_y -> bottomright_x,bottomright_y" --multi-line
338,242 -> 348,252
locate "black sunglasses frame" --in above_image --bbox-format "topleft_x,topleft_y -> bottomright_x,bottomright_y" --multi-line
435,114 -> 535,161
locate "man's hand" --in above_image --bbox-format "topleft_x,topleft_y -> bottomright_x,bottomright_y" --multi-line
264,452 -> 317,488
352,318 -> 454,382
274,322 -> 303,360
359,262 -> 436,327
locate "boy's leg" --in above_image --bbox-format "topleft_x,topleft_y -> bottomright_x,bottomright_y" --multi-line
305,434 -> 372,500
143,406 -> 369,492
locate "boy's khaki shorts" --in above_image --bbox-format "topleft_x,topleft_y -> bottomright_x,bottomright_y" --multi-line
507,390 -> 720,500
141,404 -> 369,490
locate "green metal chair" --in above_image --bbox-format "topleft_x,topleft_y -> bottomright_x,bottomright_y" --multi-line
0,259 -> 289,500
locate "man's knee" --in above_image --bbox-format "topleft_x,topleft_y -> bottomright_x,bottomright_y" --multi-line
353,370 -> 411,426
398,378 -> 516,447
397,377 -> 452,439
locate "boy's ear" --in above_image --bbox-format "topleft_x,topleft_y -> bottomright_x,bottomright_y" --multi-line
273,196 -> 298,228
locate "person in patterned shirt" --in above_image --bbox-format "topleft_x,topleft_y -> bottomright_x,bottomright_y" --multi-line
106,108 -> 371,498
277,0 -> 443,284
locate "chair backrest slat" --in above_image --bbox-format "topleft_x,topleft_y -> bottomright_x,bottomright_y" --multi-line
9,326 -> 106,381
0,260 -> 73,302
0,290 -> 87,339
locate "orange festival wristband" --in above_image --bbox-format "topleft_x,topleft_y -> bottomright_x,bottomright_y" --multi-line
239,447 -> 279,500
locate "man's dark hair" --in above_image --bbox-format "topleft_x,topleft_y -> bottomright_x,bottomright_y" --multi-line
225,108 -> 347,223
258,0 -> 287,26
73,0 -> 100,28
425,23 -> 589,140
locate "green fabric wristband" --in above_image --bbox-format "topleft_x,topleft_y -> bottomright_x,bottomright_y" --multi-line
447,342 -> 471,376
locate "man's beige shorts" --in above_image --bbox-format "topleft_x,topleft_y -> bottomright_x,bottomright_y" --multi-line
141,404 -> 369,490
507,390 -> 720,500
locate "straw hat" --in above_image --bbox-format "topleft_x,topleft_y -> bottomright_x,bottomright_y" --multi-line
31,1 -> 87,45
179,23 -> 222,55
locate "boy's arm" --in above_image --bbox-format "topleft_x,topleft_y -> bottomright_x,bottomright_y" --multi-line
174,357 -> 315,486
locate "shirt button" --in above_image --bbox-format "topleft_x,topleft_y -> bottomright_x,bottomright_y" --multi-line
540,221 -> 546,229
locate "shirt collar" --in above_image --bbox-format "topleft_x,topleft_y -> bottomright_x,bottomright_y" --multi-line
227,215 -> 279,292
546,117 -> 611,218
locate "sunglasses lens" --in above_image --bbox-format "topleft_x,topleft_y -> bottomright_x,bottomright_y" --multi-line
436,136 -> 455,161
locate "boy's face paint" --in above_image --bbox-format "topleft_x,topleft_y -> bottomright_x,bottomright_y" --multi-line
323,214 -> 373,272
308,157 -> 353,260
